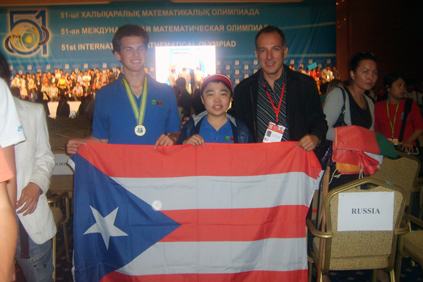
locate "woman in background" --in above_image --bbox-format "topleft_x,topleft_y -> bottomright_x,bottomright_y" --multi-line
322,52 -> 391,282
20,73 -> 27,99
324,52 -> 377,143
374,72 -> 423,153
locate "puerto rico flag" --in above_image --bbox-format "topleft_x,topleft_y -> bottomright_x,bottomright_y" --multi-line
72,142 -> 322,282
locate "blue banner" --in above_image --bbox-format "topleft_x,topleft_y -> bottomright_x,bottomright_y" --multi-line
0,0 -> 335,85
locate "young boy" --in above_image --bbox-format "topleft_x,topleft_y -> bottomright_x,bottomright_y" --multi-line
177,74 -> 253,145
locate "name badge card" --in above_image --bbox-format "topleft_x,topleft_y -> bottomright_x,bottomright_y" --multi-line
338,191 -> 394,231
53,154 -> 74,175
263,122 -> 285,143
389,139 -> 399,145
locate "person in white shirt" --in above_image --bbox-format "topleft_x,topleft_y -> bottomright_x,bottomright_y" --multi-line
49,82 -> 59,101
321,65 -> 334,83
11,73 -> 21,88
13,97 -> 55,282
82,71 -> 91,87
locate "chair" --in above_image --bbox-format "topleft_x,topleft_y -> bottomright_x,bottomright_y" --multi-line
392,153 -> 423,281
307,178 -> 408,282
48,191 -> 71,281
370,152 -> 420,214
395,213 -> 423,281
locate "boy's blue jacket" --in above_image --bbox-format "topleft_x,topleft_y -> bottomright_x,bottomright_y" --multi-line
176,111 -> 254,144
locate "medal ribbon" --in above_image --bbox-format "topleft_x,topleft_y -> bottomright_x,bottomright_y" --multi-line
386,100 -> 400,140
263,82 -> 285,123
122,76 -> 148,126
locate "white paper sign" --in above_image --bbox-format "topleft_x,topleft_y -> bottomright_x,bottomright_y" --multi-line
338,191 -> 394,231
52,154 -> 74,175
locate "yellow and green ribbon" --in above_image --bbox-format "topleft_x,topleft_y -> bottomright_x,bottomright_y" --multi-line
386,100 -> 400,140
122,76 -> 148,126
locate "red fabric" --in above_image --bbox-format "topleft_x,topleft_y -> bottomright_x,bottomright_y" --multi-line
332,126 -> 381,175
374,99 -> 423,145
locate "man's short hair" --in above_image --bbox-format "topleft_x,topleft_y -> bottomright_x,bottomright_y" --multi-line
112,24 -> 149,53
255,25 -> 286,50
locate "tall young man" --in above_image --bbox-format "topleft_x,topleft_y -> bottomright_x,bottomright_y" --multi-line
67,25 -> 180,153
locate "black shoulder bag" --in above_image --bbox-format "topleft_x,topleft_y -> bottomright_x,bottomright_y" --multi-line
314,87 -> 347,168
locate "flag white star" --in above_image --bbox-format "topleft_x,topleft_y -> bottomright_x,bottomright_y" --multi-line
84,206 -> 128,249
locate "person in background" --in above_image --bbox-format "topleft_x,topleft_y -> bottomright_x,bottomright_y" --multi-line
332,65 -> 340,80
107,68 -> 116,84
194,67 -> 204,89
178,67 -> 191,91
178,74 -> 253,145
324,52 -> 377,143
310,68 -> 317,81
323,52 -> 385,279
321,64 -> 334,83
56,93 -> 70,118
315,67 -> 322,81
72,81 -> 84,101
49,82 -> 58,102
374,72 -> 423,153
168,68 -> 177,88
175,77 -> 192,119
20,74 -> 28,100
405,78 -> 422,107
28,74 -> 36,102
11,73 -> 21,89
191,88 -> 206,115
115,67 -> 121,79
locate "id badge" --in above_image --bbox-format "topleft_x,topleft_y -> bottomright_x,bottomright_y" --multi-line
263,122 -> 285,143
389,139 -> 399,145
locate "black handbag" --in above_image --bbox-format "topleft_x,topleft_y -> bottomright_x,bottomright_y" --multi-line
314,87 -> 347,168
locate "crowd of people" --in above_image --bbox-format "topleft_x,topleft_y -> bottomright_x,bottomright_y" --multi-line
1,22 -> 422,282
9,68 -> 119,103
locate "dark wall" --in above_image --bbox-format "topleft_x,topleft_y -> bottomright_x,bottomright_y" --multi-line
336,0 -> 422,90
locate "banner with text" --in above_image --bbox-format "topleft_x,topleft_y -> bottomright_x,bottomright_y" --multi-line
0,0 -> 335,85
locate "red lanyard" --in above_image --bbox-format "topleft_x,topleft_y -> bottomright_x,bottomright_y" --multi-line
263,82 -> 285,123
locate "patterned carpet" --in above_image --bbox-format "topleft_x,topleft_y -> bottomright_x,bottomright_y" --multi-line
15,223 -> 422,282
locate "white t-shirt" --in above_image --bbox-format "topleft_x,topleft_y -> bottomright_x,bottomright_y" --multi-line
0,78 -> 26,148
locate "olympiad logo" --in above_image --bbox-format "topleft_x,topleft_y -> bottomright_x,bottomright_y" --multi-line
4,10 -> 50,57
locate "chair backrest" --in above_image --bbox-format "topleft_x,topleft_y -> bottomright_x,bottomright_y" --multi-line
322,178 -> 406,273
370,152 -> 420,208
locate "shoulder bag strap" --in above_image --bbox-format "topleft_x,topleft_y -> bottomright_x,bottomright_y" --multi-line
399,98 -> 413,143
333,86 -> 347,127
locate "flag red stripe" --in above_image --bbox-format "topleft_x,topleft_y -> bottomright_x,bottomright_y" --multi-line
335,126 -> 380,153
160,205 -> 308,242
101,269 -> 308,282
78,142 -> 322,179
